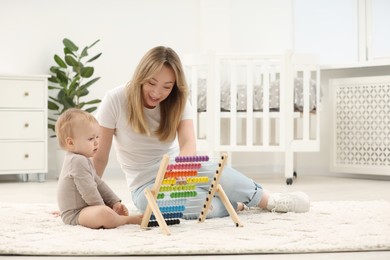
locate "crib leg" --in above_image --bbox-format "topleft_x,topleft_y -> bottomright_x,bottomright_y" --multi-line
285,150 -> 294,185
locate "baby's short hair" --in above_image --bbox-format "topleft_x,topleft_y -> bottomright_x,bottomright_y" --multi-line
55,108 -> 98,150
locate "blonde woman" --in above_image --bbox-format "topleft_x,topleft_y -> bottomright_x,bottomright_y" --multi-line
93,46 -> 310,219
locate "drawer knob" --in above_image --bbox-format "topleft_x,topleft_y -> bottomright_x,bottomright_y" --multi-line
24,92 -> 29,97
24,123 -> 29,128
24,154 -> 29,159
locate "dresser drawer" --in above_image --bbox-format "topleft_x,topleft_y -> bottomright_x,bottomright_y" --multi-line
0,142 -> 46,172
0,79 -> 45,108
0,111 -> 45,140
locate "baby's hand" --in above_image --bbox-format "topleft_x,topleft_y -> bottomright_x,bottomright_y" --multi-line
51,210 -> 61,217
113,202 -> 129,216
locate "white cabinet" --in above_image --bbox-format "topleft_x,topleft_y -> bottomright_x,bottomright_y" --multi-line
330,75 -> 390,176
0,75 -> 49,182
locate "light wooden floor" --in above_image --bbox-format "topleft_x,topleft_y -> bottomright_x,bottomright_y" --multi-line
0,172 -> 389,259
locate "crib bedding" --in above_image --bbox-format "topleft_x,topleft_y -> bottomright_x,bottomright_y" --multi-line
193,77 -> 317,113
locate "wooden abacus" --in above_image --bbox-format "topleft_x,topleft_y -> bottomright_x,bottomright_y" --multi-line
140,153 -> 243,235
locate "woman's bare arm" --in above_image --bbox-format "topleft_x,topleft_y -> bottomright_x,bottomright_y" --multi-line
177,119 -> 196,156
93,126 -> 115,177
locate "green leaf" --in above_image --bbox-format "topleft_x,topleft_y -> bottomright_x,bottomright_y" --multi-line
48,124 -> 55,132
86,53 -> 102,63
80,46 -> 88,59
54,55 -> 67,68
48,100 -> 59,110
80,67 -> 94,78
88,39 -> 100,49
76,88 -> 89,97
64,47 -> 76,57
58,92 -> 76,109
85,107 -> 97,113
48,96 -> 59,102
48,75 -> 59,83
84,99 -> 101,105
48,85 -> 62,90
68,76 -> 80,91
79,77 -> 100,89
56,71 -> 68,86
63,38 -> 78,52
49,67 -> 61,75
65,55 -> 78,67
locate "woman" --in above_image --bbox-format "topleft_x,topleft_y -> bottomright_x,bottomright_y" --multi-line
93,46 -> 310,219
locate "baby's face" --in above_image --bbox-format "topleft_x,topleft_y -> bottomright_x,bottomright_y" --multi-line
70,121 -> 100,158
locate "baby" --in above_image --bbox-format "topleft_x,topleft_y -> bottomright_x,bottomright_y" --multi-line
56,108 -> 142,229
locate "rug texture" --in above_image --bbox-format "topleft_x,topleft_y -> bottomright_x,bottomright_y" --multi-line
0,200 -> 389,255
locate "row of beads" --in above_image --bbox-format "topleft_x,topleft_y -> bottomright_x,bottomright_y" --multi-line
162,178 -> 176,185
150,212 -> 184,220
166,163 -> 202,171
148,219 -> 180,227
157,199 -> 187,206
159,205 -> 185,213
175,155 -> 209,163
164,170 -> 198,178
159,184 -> 196,192
162,176 -> 209,185
186,176 -> 209,184
170,191 -> 197,198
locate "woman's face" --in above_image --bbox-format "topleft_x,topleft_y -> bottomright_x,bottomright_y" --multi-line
142,65 -> 175,108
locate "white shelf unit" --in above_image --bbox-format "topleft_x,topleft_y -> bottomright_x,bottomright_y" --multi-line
0,74 -> 49,182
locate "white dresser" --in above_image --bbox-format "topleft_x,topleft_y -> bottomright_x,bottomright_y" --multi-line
0,74 -> 49,182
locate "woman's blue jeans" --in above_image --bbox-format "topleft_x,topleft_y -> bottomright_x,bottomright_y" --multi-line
131,161 -> 263,219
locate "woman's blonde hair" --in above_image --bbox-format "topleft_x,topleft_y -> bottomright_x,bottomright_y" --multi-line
126,46 -> 189,142
55,108 -> 98,150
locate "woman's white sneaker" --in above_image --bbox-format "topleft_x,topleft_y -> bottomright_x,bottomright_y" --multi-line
266,191 -> 310,213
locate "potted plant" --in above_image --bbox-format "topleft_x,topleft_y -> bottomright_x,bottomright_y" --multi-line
48,38 -> 102,136
48,38 -> 102,174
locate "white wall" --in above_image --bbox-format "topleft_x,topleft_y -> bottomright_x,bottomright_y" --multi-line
1,0 -> 309,179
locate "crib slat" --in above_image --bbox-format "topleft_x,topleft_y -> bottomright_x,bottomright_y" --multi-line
214,56 -> 221,150
278,58 -> 286,147
302,67 -> 310,141
230,61 -> 237,146
190,67 -> 199,138
246,61 -> 254,146
262,62 -> 270,147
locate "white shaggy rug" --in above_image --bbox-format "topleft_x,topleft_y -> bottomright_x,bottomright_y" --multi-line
0,200 -> 389,256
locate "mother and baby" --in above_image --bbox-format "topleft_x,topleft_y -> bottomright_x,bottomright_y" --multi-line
55,46 -> 310,229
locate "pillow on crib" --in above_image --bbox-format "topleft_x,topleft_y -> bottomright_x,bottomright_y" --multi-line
191,77 -> 317,113
253,80 -> 281,111
294,78 -> 317,112
221,82 -> 272,112
221,81 -> 251,111
197,78 -> 207,112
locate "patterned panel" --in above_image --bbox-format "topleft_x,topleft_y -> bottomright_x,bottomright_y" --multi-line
333,77 -> 390,174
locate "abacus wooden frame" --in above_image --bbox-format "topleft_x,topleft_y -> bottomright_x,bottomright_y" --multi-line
140,153 -> 243,235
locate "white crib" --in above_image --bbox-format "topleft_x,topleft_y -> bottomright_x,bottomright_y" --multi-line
183,52 -> 321,185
